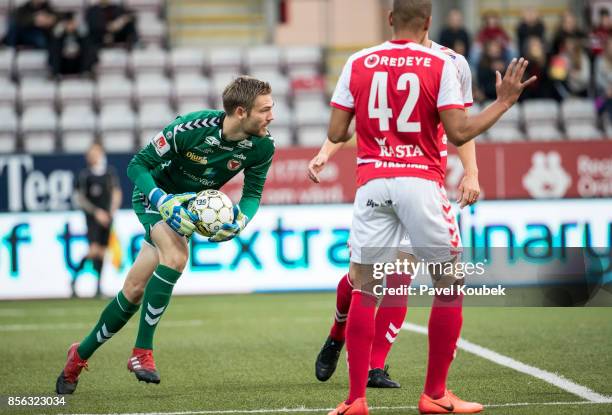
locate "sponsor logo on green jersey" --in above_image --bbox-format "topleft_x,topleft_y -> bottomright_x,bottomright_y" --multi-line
205,136 -> 220,146
185,151 -> 207,164
227,160 -> 242,171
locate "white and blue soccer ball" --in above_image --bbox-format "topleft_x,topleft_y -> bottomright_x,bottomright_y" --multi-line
188,189 -> 234,237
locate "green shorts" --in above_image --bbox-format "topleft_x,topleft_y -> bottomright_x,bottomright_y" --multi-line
132,188 -> 163,245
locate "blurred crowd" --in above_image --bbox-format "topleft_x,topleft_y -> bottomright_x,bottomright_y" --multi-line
1,2 -> 610,126
1,0 -> 139,77
437,7 -> 611,121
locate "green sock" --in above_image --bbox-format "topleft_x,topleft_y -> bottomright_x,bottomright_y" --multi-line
134,265 -> 182,350
78,291 -> 140,359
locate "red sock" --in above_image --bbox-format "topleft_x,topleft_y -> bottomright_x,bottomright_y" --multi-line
329,273 -> 352,342
370,273 -> 412,369
424,293 -> 464,399
346,290 -> 377,404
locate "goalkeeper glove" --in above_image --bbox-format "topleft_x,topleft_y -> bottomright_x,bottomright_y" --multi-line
149,188 -> 198,237
209,205 -> 248,242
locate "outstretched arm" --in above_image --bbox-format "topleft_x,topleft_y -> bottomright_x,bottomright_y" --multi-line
308,107 -> 354,183
441,58 -> 537,146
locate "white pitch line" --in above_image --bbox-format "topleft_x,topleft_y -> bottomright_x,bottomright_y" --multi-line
402,322 -> 612,404
0,320 -> 203,332
49,400 -> 612,415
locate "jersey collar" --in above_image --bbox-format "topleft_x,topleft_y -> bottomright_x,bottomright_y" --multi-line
218,113 -> 242,145
389,39 -> 416,45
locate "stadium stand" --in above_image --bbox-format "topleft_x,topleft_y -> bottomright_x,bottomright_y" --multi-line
169,47 -> 207,76
211,72 -> 239,105
100,130 -> 135,153
269,99 -> 291,128
209,47 -> 243,75
605,120 -> 612,139
98,102 -> 136,152
560,98 -> 597,125
96,74 -> 134,105
130,45 -> 168,74
284,46 -> 323,78
138,102 -> 174,148
58,78 -> 95,106
565,123 -> 605,140
487,125 -> 524,142
250,69 -> 290,100
246,45 -> 282,72
136,10 -> 167,46
60,104 -> 96,133
62,130 -> 96,153
173,73 -> 211,106
19,78 -> 57,108
488,100 -> 521,128
134,72 -> 172,104
138,101 -> 174,132
269,126 -> 292,147
526,124 -> 565,141
522,99 -> 560,125
60,104 -> 97,152
0,48 -> 14,77
293,96 -> 329,129
15,49 -> 48,77
21,106 -> 57,153
0,105 -> 18,153
0,1 -> 609,153
297,126 -> 329,147
0,75 -> 17,106
177,98 -> 209,117
97,47 -> 130,76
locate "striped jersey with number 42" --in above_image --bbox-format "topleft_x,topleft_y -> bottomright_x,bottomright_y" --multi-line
331,39 -> 465,186
129,109 -> 275,219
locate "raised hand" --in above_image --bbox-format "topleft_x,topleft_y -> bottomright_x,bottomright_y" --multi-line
495,57 -> 537,109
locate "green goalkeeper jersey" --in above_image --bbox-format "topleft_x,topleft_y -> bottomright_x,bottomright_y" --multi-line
127,109 -> 275,219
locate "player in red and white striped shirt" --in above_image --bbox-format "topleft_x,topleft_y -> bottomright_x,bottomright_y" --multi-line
321,1 -> 535,414
311,34 -> 479,391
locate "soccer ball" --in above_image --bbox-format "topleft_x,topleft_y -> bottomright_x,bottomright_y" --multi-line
188,189 -> 234,237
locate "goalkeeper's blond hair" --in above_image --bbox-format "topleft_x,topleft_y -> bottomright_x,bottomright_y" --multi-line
222,76 -> 272,116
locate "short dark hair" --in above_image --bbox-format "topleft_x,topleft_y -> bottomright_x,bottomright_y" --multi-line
222,76 -> 272,115
392,0 -> 432,31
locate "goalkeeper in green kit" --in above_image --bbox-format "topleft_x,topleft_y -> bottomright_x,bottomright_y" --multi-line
56,76 -> 275,394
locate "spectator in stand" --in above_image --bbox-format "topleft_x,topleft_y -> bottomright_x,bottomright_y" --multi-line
438,9 -> 471,58
48,12 -> 95,77
476,39 -> 508,101
551,10 -> 587,56
549,36 -> 591,99
4,0 -> 57,49
474,10 -> 512,63
516,8 -> 546,57
588,8 -> 611,57
595,37 -> 612,121
520,36 -> 551,100
85,0 -> 138,50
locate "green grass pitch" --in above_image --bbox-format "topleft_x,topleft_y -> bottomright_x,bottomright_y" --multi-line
1,293 -> 611,414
